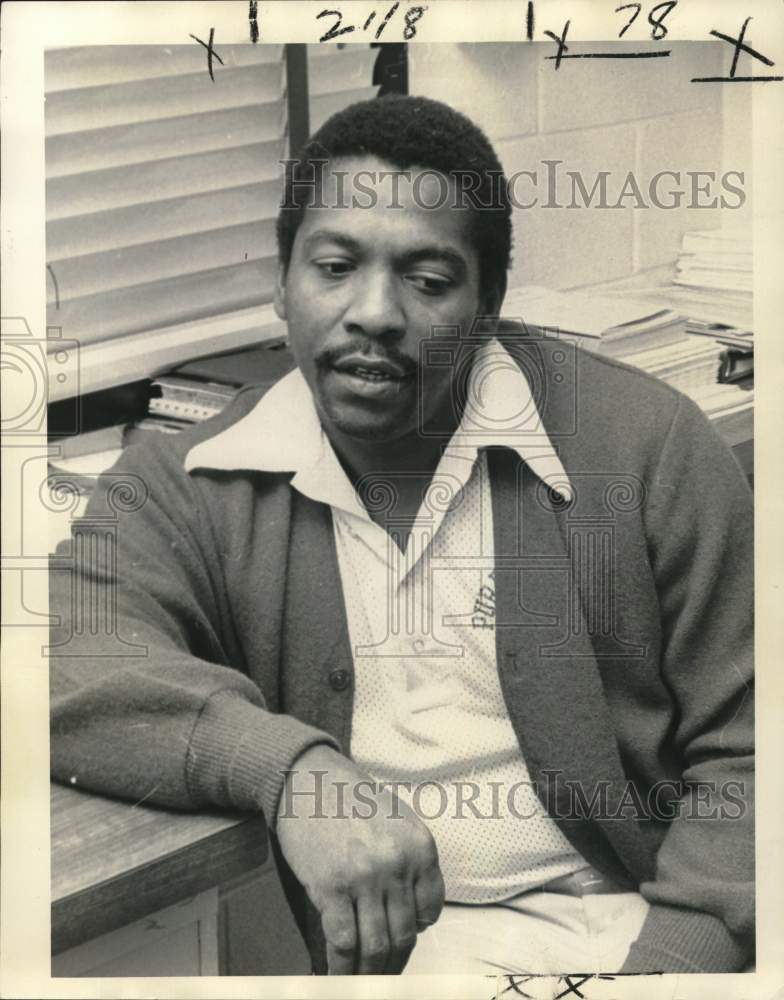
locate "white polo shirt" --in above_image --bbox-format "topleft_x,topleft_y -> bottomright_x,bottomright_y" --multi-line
187,339 -> 585,902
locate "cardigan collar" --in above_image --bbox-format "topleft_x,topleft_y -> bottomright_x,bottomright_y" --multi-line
184,339 -> 573,505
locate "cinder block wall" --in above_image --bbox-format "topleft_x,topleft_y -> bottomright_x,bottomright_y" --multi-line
409,42 -> 751,292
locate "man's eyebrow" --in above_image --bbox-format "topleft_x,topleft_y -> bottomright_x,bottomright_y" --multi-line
302,230 -> 362,255
302,230 -> 469,275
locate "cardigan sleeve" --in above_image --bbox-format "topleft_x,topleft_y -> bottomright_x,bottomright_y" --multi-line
622,393 -> 754,973
50,437 -> 339,825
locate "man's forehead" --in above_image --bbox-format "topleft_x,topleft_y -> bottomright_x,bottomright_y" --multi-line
308,155 -> 468,215
297,154 -> 476,250
321,154 -> 452,191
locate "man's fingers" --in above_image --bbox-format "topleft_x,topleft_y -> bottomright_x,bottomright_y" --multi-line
384,882 -> 418,973
356,893 -> 390,974
321,897 -> 357,975
413,864 -> 446,932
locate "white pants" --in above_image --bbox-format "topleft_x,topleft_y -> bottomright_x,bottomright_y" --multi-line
404,889 -> 650,975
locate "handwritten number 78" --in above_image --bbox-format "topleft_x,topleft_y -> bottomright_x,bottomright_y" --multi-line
616,1 -> 677,40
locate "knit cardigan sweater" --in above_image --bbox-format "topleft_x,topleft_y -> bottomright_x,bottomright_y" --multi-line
50,339 -> 754,975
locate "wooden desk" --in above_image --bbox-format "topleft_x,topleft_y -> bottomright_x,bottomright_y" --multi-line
51,783 -> 267,975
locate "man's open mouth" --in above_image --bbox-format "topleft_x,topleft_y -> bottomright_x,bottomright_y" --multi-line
326,355 -> 414,402
331,356 -> 411,382
340,365 -> 402,382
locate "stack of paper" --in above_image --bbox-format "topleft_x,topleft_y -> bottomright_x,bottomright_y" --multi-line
501,285 -> 685,357
619,338 -> 723,392
668,228 -> 753,330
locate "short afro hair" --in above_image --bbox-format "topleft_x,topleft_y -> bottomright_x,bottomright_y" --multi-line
276,94 -> 513,301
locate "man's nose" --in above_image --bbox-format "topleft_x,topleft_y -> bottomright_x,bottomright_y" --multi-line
342,269 -> 406,340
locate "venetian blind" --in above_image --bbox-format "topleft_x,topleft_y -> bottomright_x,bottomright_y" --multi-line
45,44 -> 288,360
44,44 -> 380,398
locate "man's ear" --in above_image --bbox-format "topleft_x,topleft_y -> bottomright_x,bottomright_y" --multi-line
273,264 -> 288,320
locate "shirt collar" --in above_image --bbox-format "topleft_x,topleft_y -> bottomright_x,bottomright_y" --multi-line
184,339 -> 572,505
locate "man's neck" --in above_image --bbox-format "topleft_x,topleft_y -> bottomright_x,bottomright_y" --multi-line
325,407 -> 461,545
331,428 -> 447,481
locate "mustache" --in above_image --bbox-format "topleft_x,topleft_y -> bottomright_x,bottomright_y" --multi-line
316,344 -> 418,376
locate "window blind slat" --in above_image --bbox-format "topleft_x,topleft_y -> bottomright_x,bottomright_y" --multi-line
46,104 -> 283,178
47,181 -> 280,260
308,47 -> 378,93
47,141 -> 284,221
48,220 -> 277,305
49,259 -> 279,351
45,44 -> 284,92
45,63 -> 285,136
46,180 -> 280,262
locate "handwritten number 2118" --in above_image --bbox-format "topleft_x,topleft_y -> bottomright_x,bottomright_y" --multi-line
317,4 -> 428,42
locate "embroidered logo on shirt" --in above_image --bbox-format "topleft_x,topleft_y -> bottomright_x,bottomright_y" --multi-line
472,572 -> 496,629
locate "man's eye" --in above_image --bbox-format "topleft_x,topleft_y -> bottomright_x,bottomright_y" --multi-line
406,273 -> 453,295
315,260 -> 354,277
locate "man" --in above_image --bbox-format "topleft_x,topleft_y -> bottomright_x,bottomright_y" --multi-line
51,95 -> 754,976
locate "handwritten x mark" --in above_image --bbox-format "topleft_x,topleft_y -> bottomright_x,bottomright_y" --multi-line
189,27 -> 224,82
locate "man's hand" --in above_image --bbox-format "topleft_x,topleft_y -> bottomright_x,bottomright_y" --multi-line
276,744 -> 445,974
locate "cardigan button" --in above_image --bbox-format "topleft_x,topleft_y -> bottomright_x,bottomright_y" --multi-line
328,668 -> 351,692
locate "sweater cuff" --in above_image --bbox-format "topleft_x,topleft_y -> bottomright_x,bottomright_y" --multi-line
621,903 -> 751,973
186,691 -> 341,823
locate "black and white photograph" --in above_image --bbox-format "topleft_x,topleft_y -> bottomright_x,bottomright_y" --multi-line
1,2 -> 782,997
